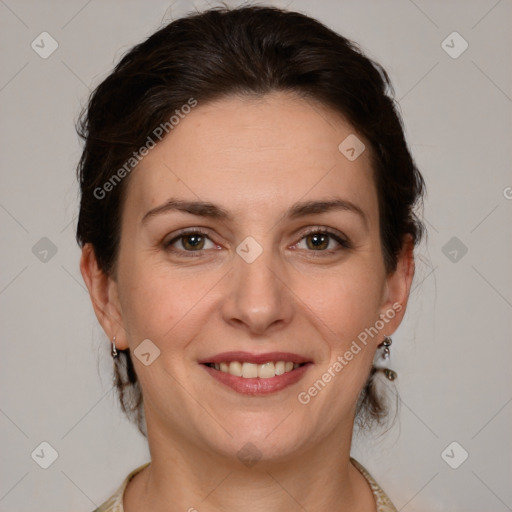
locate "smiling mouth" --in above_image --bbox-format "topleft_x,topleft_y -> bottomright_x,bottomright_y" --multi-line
203,361 -> 307,379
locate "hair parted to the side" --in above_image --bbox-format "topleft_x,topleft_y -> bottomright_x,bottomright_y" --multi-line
75,5 -> 426,437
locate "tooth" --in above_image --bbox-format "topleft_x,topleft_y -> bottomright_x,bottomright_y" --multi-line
220,362 -> 229,373
285,361 -> 293,372
242,362 -> 258,378
258,362 -> 276,378
229,361 -> 243,377
214,363 -> 220,370
293,363 -> 299,370
275,361 -> 285,375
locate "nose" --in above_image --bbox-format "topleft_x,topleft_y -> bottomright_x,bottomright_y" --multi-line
221,244 -> 294,336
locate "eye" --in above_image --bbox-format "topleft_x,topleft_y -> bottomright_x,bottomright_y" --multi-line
295,229 -> 351,252
164,229 -> 219,254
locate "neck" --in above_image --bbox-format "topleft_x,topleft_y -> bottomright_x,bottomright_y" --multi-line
124,419 -> 376,512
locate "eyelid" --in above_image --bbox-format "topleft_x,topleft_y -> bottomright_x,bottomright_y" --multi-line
164,227 -> 219,251
294,226 -> 351,249
163,226 -> 351,255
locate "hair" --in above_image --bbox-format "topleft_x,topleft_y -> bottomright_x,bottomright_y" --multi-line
75,5 -> 426,436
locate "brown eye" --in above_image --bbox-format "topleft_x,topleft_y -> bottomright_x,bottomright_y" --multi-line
181,234 -> 205,251
165,230 -> 217,254
295,229 -> 351,253
306,233 -> 329,250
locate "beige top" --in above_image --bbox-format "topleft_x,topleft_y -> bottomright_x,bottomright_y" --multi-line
93,457 -> 397,512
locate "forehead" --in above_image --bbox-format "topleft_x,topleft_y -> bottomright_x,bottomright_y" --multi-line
123,91 -> 378,224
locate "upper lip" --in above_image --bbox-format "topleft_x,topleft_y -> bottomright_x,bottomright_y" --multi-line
198,351 -> 312,365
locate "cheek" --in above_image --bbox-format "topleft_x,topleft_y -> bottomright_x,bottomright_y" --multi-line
117,259 -> 220,345
296,262 -> 385,341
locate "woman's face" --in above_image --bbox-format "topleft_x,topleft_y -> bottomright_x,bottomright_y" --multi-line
86,91 -> 413,461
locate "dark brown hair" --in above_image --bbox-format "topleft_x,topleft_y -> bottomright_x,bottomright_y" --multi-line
75,5 -> 425,436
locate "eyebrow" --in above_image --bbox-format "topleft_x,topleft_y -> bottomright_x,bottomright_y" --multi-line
141,198 -> 367,228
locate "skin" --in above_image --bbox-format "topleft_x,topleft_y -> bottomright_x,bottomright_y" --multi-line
81,90 -> 415,512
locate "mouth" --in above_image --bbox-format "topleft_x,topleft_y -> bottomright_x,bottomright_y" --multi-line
204,360 -> 305,378
199,352 -> 312,395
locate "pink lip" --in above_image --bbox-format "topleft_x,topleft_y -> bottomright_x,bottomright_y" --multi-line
198,351 -> 311,365
200,362 -> 312,395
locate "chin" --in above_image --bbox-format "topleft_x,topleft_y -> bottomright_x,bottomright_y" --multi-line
198,411 -> 314,465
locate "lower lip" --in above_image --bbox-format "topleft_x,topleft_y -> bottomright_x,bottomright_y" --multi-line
201,363 -> 312,395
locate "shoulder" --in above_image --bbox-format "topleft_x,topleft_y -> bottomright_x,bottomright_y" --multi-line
350,457 -> 398,512
91,463 -> 150,512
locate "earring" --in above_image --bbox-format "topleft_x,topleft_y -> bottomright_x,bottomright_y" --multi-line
374,335 -> 397,381
111,336 -> 119,359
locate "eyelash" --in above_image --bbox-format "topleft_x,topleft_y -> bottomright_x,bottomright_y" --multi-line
163,227 -> 351,257
298,228 -> 352,253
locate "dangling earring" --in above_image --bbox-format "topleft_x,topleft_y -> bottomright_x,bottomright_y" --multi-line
374,335 -> 397,381
111,336 -> 119,359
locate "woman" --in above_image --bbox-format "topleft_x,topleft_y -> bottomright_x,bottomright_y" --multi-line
76,5 -> 425,511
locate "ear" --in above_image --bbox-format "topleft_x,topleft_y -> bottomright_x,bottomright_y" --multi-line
379,234 -> 416,334
79,243 -> 129,350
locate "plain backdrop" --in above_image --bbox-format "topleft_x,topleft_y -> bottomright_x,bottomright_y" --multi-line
1,0 -> 511,511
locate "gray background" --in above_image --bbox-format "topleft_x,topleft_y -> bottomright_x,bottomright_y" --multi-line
1,0 -> 511,510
